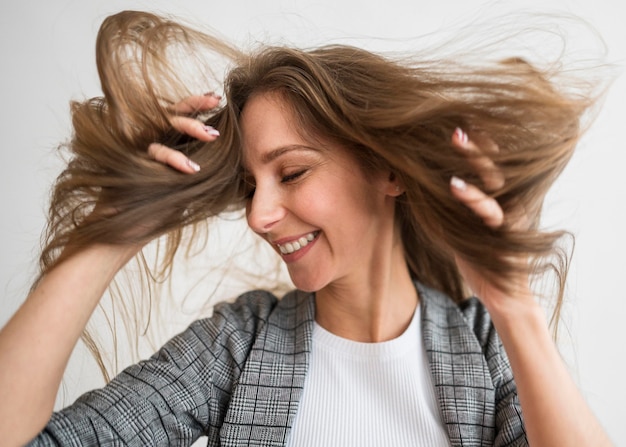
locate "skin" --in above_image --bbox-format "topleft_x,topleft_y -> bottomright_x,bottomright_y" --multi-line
0,93 -> 613,446
240,93 -> 416,342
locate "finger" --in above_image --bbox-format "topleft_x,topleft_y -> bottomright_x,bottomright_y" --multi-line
148,143 -> 200,174
461,129 -> 499,155
168,93 -> 221,114
450,176 -> 504,228
452,128 -> 504,191
504,199 -> 535,232
169,116 -> 220,142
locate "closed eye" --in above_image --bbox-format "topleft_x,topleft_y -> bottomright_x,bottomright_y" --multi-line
281,170 -> 307,183
244,169 -> 307,200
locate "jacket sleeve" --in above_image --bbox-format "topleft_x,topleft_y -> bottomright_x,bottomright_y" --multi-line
27,291 -> 277,447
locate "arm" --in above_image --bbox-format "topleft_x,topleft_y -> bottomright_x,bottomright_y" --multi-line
487,293 -> 612,446
0,243 -> 139,446
450,128 -> 613,446
0,93 -> 221,447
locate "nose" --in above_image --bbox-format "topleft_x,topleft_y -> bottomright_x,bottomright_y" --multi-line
246,183 -> 287,234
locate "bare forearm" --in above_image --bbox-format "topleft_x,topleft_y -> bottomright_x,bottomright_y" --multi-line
0,244 -> 138,446
488,298 -> 613,446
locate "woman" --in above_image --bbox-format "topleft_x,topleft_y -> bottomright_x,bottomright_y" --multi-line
0,10 -> 613,446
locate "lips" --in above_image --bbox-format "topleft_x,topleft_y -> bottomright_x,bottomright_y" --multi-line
276,231 -> 319,255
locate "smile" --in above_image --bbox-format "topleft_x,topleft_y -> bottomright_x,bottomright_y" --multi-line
277,231 -> 319,255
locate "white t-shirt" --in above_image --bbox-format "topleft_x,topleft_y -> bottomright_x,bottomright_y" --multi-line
288,304 -> 451,446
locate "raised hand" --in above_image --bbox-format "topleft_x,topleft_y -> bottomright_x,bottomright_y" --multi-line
448,127 -> 532,306
448,127 -> 614,447
148,93 -> 222,173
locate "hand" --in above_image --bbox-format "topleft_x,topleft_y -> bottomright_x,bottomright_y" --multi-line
75,94 -> 222,245
147,93 -> 222,173
449,128 -> 614,447
448,127 -> 533,307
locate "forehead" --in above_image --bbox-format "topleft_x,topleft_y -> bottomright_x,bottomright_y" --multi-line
240,93 -> 316,169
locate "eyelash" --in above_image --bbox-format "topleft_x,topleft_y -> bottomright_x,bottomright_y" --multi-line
244,169 -> 307,199
281,169 -> 307,183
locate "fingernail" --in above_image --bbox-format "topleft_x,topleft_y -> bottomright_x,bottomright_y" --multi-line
454,127 -> 468,145
450,176 -> 467,190
204,92 -> 222,100
203,125 -> 220,137
186,159 -> 201,172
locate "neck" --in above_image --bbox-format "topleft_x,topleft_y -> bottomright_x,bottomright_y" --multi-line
315,238 -> 418,343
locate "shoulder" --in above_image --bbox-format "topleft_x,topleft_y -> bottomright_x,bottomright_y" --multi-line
184,290 -> 280,355
146,290 -> 280,372
193,288 -> 310,335
179,289 -> 312,364
417,281 -> 496,350
418,282 -> 509,384
418,284 -> 512,387
209,289 -> 281,329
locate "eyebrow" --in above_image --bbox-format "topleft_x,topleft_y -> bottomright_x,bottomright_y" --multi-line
260,144 -> 320,164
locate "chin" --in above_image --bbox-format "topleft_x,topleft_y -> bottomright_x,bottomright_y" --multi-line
288,270 -> 328,293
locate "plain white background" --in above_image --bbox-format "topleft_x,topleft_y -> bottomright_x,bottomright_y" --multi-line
1,0 -> 624,443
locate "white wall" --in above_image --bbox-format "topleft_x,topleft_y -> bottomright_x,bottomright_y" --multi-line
1,0 -> 624,442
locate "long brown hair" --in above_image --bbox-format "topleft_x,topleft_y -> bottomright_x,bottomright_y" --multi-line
39,11 -> 602,377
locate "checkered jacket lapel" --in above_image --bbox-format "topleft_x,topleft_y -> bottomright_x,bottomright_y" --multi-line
220,290 -> 314,446
420,283 -> 500,446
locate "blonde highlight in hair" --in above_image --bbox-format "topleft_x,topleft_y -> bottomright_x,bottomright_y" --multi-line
38,10 -> 604,377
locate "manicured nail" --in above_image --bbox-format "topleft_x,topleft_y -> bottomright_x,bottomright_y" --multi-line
203,125 -> 220,137
203,92 -> 222,100
186,159 -> 201,172
454,127 -> 468,145
450,176 -> 467,190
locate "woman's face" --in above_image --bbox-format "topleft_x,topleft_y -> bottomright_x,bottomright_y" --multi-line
240,92 -> 399,292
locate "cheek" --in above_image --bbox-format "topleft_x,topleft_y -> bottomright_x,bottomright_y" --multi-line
295,184 -> 341,220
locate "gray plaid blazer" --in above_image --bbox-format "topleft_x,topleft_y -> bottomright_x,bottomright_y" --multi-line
32,282 -> 527,446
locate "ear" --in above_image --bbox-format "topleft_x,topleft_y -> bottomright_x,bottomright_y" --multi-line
385,172 -> 405,197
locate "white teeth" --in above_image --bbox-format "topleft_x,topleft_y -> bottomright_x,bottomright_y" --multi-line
278,232 -> 317,255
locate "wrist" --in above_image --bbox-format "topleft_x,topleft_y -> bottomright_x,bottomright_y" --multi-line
85,242 -> 142,274
482,289 -> 548,339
